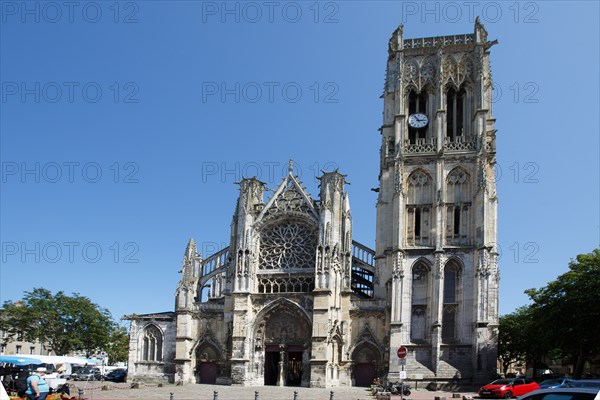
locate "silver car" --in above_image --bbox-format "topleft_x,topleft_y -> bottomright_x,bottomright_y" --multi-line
71,367 -> 102,381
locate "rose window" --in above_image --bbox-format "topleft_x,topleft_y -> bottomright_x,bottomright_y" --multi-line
259,222 -> 316,270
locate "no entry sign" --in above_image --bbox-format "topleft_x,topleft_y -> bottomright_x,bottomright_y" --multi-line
397,346 -> 408,359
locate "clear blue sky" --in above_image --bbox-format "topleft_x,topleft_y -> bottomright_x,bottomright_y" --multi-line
1,1 -> 599,323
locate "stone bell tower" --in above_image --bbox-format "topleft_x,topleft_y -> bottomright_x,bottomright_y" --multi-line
375,19 -> 500,382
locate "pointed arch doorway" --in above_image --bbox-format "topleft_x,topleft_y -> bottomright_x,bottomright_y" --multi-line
195,343 -> 220,384
255,300 -> 312,387
352,343 -> 381,387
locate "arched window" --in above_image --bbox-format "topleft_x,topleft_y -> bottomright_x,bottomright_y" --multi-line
408,90 -> 429,144
411,262 -> 430,342
406,170 -> 433,246
446,86 -> 466,140
142,325 -> 163,362
442,261 -> 461,343
446,168 -> 470,245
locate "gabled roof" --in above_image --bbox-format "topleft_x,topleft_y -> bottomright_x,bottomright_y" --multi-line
123,311 -> 175,321
255,161 -> 319,224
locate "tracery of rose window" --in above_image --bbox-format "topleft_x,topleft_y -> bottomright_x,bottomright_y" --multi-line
259,222 -> 316,270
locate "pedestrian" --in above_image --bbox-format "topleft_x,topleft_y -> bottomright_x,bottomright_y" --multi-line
25,367 -> 50,400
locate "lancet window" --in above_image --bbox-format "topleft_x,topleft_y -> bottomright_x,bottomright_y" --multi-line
410,262 -> 430,343
442,261 -> 461,342
446,86 -> 466,140
142,325 -> 163,362
406,170 -> 433,246
446,168 -> 471,245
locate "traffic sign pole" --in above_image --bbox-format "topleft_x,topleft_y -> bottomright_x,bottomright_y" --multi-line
396,346 -> 408,400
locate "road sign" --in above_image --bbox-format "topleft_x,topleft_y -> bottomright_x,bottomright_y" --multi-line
397,346 -> 408,359
398,358 -> 407,366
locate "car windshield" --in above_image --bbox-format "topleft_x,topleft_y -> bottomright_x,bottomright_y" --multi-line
79,368 -> 94,373
490,379 -> 513,385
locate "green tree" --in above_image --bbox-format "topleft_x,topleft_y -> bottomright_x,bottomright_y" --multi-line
525,249 -> 600,378
498,307 -> 530,376
105,324 -> 130,364
498,305 -> 550,379
0,288 -> 114,356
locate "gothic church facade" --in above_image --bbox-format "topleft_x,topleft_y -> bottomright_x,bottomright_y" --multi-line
127,20 -> 500,387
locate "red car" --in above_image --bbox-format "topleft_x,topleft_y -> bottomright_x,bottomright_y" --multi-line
479,378 -> 541,398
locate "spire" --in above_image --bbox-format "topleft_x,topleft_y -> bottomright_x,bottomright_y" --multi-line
179,238 -> 199,286
323,184 -> 331,210
185,238 -> 198,259
474,16 -> 489,43
343,192 -> 351,213
396,23 -> 404,46
288,159 -> 294,176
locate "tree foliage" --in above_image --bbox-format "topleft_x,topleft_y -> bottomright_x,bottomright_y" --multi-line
526,249 -> 600,378
0,288 -> 116,357
498,307 -> 530,375
105,325 -> 130,364
499,249 -> 600,378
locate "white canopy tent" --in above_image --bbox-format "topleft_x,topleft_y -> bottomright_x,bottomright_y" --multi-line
6,354 -> 101,366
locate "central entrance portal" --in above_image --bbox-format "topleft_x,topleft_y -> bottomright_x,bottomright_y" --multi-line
264,346 -> 304,386
256,300 -> 311,387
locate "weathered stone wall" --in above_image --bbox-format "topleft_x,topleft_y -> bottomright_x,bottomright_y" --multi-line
127,314 -> 176,383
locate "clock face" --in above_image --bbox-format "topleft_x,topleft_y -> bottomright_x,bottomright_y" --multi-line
408,113 -> 429,129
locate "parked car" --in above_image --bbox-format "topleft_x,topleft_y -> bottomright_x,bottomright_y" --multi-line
516,387 -> 600,400
572,380 -> 600,389
582,374 -> 600,379
478,378 -> 541,398
539,378 -> 577,389
103,368 -> 127,382
71,367 -> 102,381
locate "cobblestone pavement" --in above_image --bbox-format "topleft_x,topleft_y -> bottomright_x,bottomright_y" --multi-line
68,381 -> 479,400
